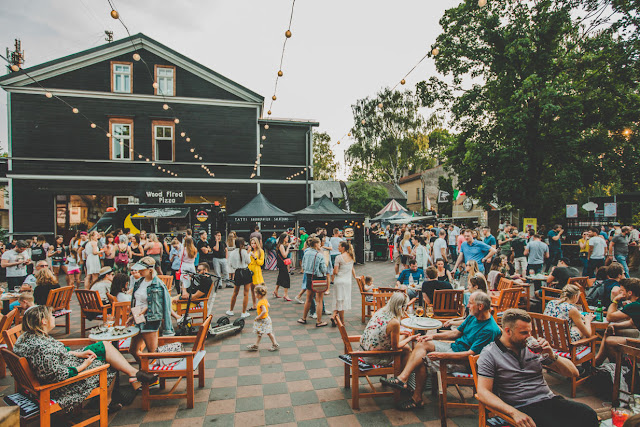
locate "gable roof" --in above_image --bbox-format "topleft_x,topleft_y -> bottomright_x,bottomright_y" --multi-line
312,180 -> 407,201
0,33 -> 263,103
228,193 -> 293,222
292,195 -> 364,220
398,173 -> 421,184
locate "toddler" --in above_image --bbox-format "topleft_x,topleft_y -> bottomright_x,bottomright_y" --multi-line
247,285 -> 279,352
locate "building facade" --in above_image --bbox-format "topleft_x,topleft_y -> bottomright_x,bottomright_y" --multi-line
0,34 -> 317,238
398,165 -> 447,213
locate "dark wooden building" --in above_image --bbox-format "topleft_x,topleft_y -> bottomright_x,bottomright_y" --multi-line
0,33 -> 317,238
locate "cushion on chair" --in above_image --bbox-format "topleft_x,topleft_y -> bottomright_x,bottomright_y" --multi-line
338,354 -> 390,371
117,337 -> 131,350
451,372 -> 473,378
487,416 -> 511,426
553,346 -> 591,360
149,350 -> 206,371
53,309 -> 72,317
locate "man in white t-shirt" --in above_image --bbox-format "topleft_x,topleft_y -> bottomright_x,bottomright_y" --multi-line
1,240 -> 32,291
587,226 -> 607,278
433,229 -> 448,264
448,224 -> 459,261
329,228 -> 344,282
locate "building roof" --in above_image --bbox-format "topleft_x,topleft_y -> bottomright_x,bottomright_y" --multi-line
398,173 -> 421,184
228,193 -> 294,222
312,181 -> 407,201
259,118 -> 319,127
0,33 -> 263,103
292,195 -> 364,220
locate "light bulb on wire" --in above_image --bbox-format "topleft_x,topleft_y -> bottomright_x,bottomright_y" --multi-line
110,9 -> 119,19
133,53 -> 140,61
45,92 -> 52,98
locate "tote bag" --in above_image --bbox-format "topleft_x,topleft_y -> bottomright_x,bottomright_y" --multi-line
310,251 -> 328,293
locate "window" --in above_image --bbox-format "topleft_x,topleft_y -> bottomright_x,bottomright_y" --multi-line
153,120 -> 174,161
155,65 -> 175,96
416,187 -> 421,201
111,62 -> 132,93
109,118 -> 133,160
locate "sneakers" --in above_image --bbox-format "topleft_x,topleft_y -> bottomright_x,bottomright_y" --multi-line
324,310 -> 332,316
311,313 -> 317,319
241,312 -> 250,318
226,310 -> 234,316
294,297 -> 304,304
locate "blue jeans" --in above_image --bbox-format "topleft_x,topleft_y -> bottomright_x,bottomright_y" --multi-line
448,245 -> 457,262
615,254 -> 630,278
579,253 -> 589,276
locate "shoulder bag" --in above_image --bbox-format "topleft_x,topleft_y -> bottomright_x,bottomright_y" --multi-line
310,251 -> 328,293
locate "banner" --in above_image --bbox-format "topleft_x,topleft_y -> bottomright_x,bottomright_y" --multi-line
604,202 -> 617,217
566,204 -> 578,218
523,218 -> 537,233
437,190 -> 450,203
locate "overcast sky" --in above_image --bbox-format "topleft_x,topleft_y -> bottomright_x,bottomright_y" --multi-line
0,0 -> 461,178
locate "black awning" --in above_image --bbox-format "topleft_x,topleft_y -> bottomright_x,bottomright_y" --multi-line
132,207 -> 190,219
228,193 -> 294,223
292,195 -> 364,221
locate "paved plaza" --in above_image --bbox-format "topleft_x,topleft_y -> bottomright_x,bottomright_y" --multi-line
0,261 -> 608,426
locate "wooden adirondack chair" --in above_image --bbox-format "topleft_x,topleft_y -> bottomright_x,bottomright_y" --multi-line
75,290 -> 110,337
45,286 -> 74,334
432,290 -> 465,319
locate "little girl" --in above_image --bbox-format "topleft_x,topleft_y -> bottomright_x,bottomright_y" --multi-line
247,285 -> 279,352
65,248 -> 81,287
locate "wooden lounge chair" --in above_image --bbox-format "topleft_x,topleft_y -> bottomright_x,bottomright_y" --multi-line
158,275 -> 174,294
435,355 -> 476,427
355,276 -> 375,323
0,308 -> 18,378
75,290 -> 110,338
45,286 -> 74,335
432,290 -> 465,320
335,316 -> 401,410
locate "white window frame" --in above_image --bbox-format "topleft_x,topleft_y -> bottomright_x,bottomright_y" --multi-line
111,62 -> 132,93
155,65 -> 175,96
109,119 -> 133,160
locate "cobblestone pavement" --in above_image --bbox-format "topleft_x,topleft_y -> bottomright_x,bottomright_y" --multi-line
0,261 -> 607,426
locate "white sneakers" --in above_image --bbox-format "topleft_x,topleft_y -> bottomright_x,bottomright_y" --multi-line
241,312 -> 251,318
225,310 -> 234,316
294,297 -> 304,304
311,313 -> 317,319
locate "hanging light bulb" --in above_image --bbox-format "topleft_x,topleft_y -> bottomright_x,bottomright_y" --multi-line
267,110 -> 272,115
145,158 -> 149,162
174,118 -> 180,124
194,155 -> 198,159
90,123 -> 96,129
285,30 -> 292,38
277,70 -> 283,77
45,92 -> 53,98
337,141 -> 341,145
272,95 -> 277,101
186,137 -> 191,142
106,132 -> 111,138
190,148 -> 195,152
199,156 -> 202,160
348,133 -> 351,137
181,132 -> 186,137
138,154 -> 142,159
260,144 -> 263,148
432,47 -> 440,56
153,82 -> 159,89
361,119 -> 366,125
478,0 -> 487,6
400,79 -> 406,85
110,9 -> 119,19
10,64 -> 19,72
264,124 -> 269,130
133,53 -> 141,61
162,104 -> 169,110
261,135 -> 266,140
72,107 -> 79,114
152,162 -> 155,166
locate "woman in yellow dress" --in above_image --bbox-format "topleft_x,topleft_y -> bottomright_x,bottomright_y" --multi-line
248,237 -> 265,311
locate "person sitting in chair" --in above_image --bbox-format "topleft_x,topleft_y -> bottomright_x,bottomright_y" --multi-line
171,262 -> 213,320
382,291 -> 500,410
476,309 -> 598,427
396,259 -> 424,299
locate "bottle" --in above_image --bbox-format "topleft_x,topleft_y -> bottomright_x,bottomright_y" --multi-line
409,274 -> 414,286
595,300 -> 603,322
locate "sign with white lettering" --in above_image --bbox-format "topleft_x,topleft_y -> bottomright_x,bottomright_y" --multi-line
140,190 -> 185,204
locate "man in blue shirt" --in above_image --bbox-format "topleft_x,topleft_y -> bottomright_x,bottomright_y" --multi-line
396,259 -> 424,298
483,227 -> 497,248
453,230 -> 496,273
382,292 -> 501,410
546,224 -> 564,272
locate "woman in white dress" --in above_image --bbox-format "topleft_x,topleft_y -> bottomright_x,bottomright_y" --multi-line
84,231 -> 102,289
329,240 -> 356,327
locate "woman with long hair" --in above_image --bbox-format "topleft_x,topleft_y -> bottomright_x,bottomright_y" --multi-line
459,260 -> 479,289
130,234 -> 144,263
179,237 -> 197,294
110,272 -> 132,302
435,258 -> 453,283
48,235 -> 67,276
33,268 -> 60,305
113,235 -> 132,274
464,273 -> 488,306
128,257 -> 174,364
84,231 -> 102,289
227,237 -> 252,318
103,233 -> 115,268
144,234 -> 164,275
14,306 -> 157,413
274,233 -> 292,300
298,237 -> 329,327
248,237 -> 265,311
487,257 -> 503,290
544,284 -> 594,343
329,240 -> 356,326
400,231 -> 412,269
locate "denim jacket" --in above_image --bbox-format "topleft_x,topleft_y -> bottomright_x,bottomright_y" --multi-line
301,249 -> 327,277
132,276 -> 174,335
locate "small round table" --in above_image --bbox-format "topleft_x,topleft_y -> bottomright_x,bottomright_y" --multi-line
401,316 -> 442,333
88,326 -> 140,343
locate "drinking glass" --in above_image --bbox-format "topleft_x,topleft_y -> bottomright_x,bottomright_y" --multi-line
106,314 -> 115,328
415,306 -> 424,317
426,306 -> 434,318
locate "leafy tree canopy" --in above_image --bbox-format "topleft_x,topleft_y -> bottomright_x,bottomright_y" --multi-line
347,180 -> 388,217
418,0 -> 640,222
312,131 -> 338,180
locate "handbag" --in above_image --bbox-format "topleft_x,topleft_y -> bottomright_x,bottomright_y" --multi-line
175,250 -> 185,281
310,251 -> 328,293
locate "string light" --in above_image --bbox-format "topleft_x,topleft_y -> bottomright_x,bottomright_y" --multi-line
45,92 -> 52,98
181,132 -> 186,137
400,79 -> 406,85
133,53 -> 141,61
190,148 -> 194,152
432,47 -> 439,56
186,137 -> 191,142
278,70 -> 283,77
91,123 -> 96,128
110,9 -> 119,19
272,95 -> 277,101
10,64 -> 19,72
264,124 -> 269,130
72,107 -> 79,114
261,135 -> 266,140
174,118 -> 179,124
153,82 -> 159,89
162,104 -> 169,110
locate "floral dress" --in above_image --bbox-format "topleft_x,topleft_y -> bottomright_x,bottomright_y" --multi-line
13,333 -> 115,412
253,299 -> 273,335
359,310 -> 395,365
543,299 -> 582,343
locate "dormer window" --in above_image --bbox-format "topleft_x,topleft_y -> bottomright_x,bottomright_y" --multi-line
111,62 -> 132,93
155,65 -> 175,96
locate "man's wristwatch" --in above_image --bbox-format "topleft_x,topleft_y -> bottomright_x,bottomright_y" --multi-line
542,353 -> 559,365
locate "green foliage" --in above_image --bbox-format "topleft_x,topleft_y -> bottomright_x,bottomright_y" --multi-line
347,180 -> 388,217
438,176 -> 454,217
418,0 -> 640,223
345,88 -> 434,184
312,131 -> 338,180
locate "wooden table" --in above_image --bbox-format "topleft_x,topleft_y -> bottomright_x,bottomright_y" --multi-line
401,316 -> 442,334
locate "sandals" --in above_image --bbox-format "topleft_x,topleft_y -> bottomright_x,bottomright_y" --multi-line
330,317 -> 336,327
273,292 -> 281,298
283,297 -> 292,301
316,322 -> 328,328
133,370 -> 158,385
246,344 -> 259,351
380,377 -> 412,393
269,343 -> 280,352
297,318 -> 307,324
398,398 -> 424,411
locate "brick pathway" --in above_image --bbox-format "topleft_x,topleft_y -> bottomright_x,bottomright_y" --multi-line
0,261 -> 607,426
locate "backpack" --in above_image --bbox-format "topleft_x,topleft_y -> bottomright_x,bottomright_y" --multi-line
264,238 -> 276,251
586,280 -> 605,306
31,245 -> 46,262
114,248 -> 129,265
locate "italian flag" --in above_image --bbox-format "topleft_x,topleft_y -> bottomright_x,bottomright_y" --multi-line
453,190 -> 466,201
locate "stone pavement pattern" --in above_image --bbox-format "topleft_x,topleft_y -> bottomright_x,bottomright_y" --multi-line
0,261 -> 607,426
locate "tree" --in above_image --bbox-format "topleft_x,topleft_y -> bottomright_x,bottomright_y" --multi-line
312,131 -> 338,180
347,180 -> 388,217
418,0 -> 640,223
345,88 -> 433,184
